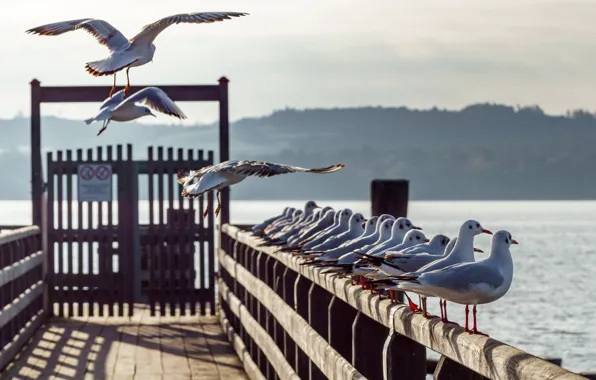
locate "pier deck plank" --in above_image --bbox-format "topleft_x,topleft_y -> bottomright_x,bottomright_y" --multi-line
0,305 -> 247,380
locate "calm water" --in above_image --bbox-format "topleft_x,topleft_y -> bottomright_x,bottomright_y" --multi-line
1,200 -> 594,373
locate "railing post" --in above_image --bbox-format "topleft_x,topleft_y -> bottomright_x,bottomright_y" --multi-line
328,296 -> 358,361
370,179 -> 409,304
434,355 -> 487,380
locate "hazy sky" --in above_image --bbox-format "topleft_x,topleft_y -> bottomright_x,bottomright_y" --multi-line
2,0 -> 596,125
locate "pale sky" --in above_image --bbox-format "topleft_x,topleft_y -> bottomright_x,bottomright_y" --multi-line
2,0 -> 596,125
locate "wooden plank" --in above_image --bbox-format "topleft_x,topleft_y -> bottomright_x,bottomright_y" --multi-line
65,149 -> 75,318
0,251 -> 42,287
223,225 -> 588,380
75,148 -> 85,318
218,253 -> 362,380
218,312 -> 265,380
200,316 -> 249,379
0,227 -> 40,246
0,310 -> 47,373
39,84 -> 220,103
218,279 -> 298,380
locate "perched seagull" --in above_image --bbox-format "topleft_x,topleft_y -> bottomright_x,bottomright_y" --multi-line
398,234 -> 451,256
394,230 -> 518,336
309,213 -> 366,252
84,87 -> 186,136
26,12 -> 249,96
372,219 -> 492,320
364,217 -> 422,257
177,162 -> 344,218
252,207 -> 293,236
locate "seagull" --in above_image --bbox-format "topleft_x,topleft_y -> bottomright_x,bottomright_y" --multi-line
398,234 -> 451,256
372,219 -> 492,320
308,213 -> 366,252
177,162 -> 344,218
84,87 -> 186,136
26,12 -> 249,97
394,230 -> 518,336
279,209 -> 336,251
252,207 -> 293,236
262,201 -> 320,244
364,217 -> 422,257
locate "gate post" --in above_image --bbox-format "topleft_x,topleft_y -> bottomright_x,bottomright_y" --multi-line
130,160 -> 141,304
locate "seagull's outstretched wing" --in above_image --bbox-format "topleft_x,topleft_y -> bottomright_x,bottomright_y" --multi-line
130,12 -> 249,45
98,89 -> 126,111
115,87 -> 186,119
181,171 -> 228,198
26,19 -> 130,52
221,161 -> 345,178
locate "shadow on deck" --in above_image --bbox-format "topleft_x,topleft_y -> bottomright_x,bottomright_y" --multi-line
0,305 -> 247,380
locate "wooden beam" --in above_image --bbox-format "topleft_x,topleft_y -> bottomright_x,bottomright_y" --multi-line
39,84 -> 220,103
218,278 -> 300,380
218,248 -> 364,380
0,226 -> 40,245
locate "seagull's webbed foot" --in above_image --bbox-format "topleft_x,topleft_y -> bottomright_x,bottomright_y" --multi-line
470,328 -> 489,337
404,293 -> 420,312
97,126 -> 107,136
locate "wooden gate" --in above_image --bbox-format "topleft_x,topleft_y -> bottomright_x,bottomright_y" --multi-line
45,144 -> 216,318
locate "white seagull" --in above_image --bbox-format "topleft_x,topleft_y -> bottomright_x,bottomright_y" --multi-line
84,87 -> 186,136
395,230 -> 518,336
177,161 -> 344,218
26,12 -> 249,96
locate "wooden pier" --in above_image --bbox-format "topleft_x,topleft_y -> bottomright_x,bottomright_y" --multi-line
0,79 -> 592,379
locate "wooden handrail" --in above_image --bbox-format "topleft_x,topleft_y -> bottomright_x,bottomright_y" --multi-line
0,225 -> 47,372
219,223 -> 587,380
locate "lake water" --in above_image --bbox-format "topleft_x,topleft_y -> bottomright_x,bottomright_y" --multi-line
1,199 -> 594,374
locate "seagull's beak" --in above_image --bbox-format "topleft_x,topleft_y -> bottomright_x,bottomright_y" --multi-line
424,238 -> 430,242
481,228 -> 493,235
511,239 -> 519,245
412,226 -> 422,230
361,222 -> 366,228
473,247 -> 484,253
150,112 -> 157,117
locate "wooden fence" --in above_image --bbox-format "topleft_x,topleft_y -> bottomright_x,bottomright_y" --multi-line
218,224 -> 589,380
45,144 -> 216,318
0,227 -> 47,371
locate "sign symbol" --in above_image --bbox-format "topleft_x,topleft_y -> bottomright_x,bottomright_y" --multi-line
79,165 -> 95,181
95,165 -> 111,180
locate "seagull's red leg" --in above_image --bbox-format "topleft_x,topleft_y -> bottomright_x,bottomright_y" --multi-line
201,195 -> 209,219
214,190 -> 222,216
421,297 -> 434,319
124,67 -> 131,96
441,300 -> 457,325
97,120 -> 109,136
404,292 -> 420,312
109,74 -> 117,97
440,299 -> 444,320
471,305 -> 489,336
464,305 -> 470,332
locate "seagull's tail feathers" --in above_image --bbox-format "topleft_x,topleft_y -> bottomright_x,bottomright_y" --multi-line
85,56 -> 139,77
307,164 -> 345,174
277,244 -> 303,253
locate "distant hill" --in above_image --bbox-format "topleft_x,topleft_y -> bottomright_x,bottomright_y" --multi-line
1,103 -> 596,201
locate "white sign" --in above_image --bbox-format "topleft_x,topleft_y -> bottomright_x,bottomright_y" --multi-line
77,164 -> 113,202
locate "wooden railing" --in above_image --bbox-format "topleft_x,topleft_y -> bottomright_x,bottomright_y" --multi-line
218,223 -> 588,380
0,226 -> 47,370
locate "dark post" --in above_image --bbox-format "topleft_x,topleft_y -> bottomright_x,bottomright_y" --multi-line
218,77 -> 230,225
370,179 -> 409,304
30,79 -> 42,227
370,179 -> 409,218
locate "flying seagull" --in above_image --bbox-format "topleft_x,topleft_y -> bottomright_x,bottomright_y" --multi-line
26,12 -> 249,96
177,161 -> 345,218
84,87 -> 186,136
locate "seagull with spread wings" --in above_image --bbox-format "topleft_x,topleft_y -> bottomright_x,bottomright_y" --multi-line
84,87 -> 186,136
177,161 -> 345,218
26,12 -> 249,96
